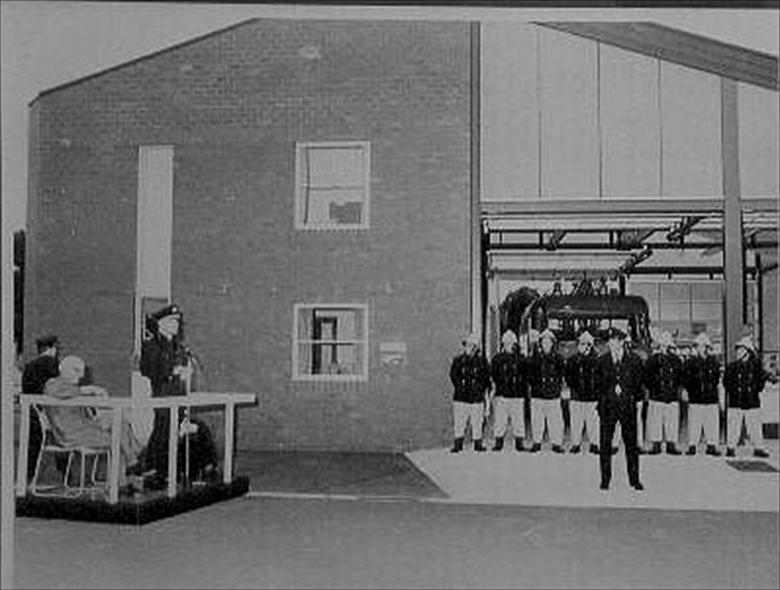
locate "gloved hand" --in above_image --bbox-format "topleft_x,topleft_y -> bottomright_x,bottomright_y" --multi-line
179,418 -> 199,437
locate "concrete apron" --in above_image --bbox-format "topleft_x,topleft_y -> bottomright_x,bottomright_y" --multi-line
406,440 -> 780,513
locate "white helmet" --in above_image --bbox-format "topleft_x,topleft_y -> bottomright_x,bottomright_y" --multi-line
501,330 -> 518,347
540,329 -> 556,343
735,336 -> 755,352
694,332 -> 712,348
578,331 -> 594,346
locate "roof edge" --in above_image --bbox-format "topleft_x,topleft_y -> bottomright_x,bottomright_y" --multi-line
536,21 -> 779,91
29,17 -> 260,107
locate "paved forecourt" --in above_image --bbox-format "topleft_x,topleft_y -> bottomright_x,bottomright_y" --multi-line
407,441 -> 780,513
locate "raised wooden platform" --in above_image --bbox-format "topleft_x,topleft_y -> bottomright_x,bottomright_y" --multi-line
16,476 -> 250,525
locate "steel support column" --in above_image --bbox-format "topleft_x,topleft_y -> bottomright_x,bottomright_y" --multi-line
721,78 -> 743,364
469,21 -> 482,343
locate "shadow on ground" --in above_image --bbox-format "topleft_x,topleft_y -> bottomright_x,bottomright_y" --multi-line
236,450 -> 448,498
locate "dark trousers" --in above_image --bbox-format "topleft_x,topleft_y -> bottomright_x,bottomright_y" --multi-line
600,404 -> 640,486
143,408 -> 179,475
142,408 -> 218,481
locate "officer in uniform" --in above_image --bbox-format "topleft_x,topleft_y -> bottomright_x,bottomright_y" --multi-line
139,303 -> 218,487
528,329 -> 565,453
596,328 -> 644,491
565,330 -> 600,454
449,332 -> 491,453
644,331 -> 684,455
683,332 -> 723,456
724,336 -> 770,458
490,330 -> 528,452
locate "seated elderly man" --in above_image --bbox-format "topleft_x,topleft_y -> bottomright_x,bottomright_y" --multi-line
43,355 -> 144,492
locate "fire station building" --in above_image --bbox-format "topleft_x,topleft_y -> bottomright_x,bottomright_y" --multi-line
25,18 -> 778,452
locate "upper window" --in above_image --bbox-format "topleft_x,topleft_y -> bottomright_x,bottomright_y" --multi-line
292,303 -> 369,381
295,141 -> 370,230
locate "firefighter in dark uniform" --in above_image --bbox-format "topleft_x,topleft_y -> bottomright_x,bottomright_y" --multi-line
644,331 -> 684,455
490,330 -> 528,452
565,330 -> 600,454
528,329 -> 565,453
139,303 -> 218,488
21,334 -> 64,479
724,336 -> 770,458
449,332 -> 491,453
682,332 -> 723,456
596,328 -> 644,491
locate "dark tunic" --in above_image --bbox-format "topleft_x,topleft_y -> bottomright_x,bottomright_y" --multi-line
22,355 -> 59,394
683,355 -> 721,405
529,352 -> 564,400
564,351 -> 599,402
490,351 -> 526,399
140,335 -> 189,398
450,352 -> 491,404
596,351 -> 644,486
724,354 -> 766,410
645,352 -> 683,403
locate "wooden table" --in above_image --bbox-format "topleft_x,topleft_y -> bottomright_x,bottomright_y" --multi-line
16,392 -> 256,504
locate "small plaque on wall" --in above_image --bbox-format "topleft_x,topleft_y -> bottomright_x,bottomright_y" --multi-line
380,342 -> 407,367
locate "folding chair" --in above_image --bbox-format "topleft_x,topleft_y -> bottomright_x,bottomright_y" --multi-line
29,404 -> 110,497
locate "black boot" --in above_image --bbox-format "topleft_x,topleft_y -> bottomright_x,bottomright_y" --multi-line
492,437 -> 504,452
686,445 -> 697,456
570,445 -> 581,454
705,445 -> 722,457
529,442 -> 541,453
551,444 -> 565,454
726,447 -> 736,458
450,437 -> 464,454
589,444 -> 600,455
666,442 -> 682,455
474,439 -> 486,452
754,448 -> 770,458
515,438 -> 525,452
649,442 -> 662,455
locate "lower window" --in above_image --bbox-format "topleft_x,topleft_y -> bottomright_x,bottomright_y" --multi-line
292,303 -> 369,381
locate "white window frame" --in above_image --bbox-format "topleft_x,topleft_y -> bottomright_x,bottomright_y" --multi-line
294,141 -> 371,230
292,303 -> 369,382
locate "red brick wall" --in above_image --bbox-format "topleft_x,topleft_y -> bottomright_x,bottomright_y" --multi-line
26,19 -> 471,451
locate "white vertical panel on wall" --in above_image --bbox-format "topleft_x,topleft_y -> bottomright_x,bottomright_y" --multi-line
661,63 -> 721,197
601,45 -> 661,198
481,22 -> 539,201
136,145 -> 173,297
539,27 -> 599,199
738,83 -> 780,198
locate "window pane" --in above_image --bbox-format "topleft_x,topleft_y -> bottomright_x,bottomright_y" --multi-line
304,188 -> 364,225
299,343 -> 364,376
660,283 -> 689,301
660,301 -> 689,321
691,301 -> 721,321
690,282 -> 721,301
307,146 -> 365,187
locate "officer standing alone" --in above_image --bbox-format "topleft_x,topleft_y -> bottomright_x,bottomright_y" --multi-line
449,332 -> 491,453
596,328 -> 644,491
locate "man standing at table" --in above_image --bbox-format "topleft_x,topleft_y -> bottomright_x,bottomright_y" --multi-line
596,328 -> 644,491
21,334 -> 63,479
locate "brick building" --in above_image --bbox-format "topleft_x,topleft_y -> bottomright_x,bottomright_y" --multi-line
25,18 -> 778,452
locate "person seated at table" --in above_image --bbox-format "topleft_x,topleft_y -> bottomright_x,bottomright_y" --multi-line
43,355 -> 144,492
